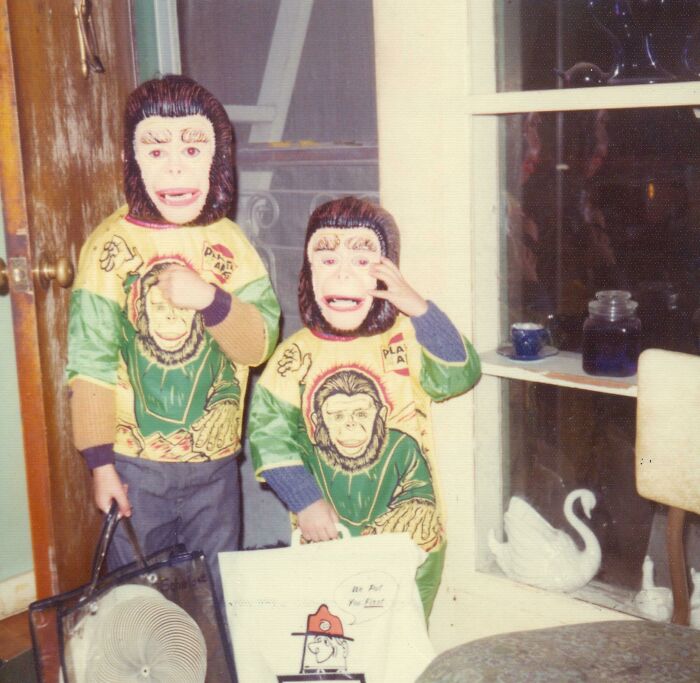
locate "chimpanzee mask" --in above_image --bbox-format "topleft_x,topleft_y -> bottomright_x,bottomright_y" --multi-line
299,196 -> 400,337
123,75 -> 235,226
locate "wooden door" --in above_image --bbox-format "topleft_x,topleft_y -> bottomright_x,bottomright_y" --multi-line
0,0 -> 137,597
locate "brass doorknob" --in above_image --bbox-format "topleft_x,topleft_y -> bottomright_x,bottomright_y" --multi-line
0,258 -> 7,295
36,256 -> 75,288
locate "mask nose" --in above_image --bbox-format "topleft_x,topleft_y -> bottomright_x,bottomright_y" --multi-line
337,257 -> 353,280
166,154 -> 182,175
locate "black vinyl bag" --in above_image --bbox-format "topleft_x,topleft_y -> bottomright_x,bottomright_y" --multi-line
28,503 -> 235,683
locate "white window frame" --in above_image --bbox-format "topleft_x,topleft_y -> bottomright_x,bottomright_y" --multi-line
468,1 -> 700,609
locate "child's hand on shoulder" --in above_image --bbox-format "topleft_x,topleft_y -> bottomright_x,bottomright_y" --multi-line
368,257 -> 429,318
157,265 -> 216,310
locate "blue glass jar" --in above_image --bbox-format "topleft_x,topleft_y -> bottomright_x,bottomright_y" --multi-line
582,290 -> 641,377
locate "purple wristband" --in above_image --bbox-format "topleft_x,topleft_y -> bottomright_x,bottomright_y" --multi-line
202,286 -> 232,327
81,443 -> 115,469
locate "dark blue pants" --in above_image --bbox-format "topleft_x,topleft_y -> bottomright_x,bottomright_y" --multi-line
109,453 -> 242,607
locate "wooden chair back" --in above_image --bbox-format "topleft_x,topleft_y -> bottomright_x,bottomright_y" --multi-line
636,348 -> 700,625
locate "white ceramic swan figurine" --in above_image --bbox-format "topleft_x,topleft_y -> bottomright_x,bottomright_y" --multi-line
633,555 -> 672,621
690,568 -> 700,628
488,488 -> 602,592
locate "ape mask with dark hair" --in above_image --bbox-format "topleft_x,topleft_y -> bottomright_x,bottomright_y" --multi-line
299,196 -> 400,336
124,74 -> 235,226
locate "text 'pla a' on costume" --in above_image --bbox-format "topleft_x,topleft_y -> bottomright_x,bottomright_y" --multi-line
249,195 -> 480,616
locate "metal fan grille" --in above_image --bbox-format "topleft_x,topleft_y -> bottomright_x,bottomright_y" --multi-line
67,585 -> 207,683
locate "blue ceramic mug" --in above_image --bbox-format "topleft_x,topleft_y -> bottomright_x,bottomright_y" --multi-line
510,322 -> 550,358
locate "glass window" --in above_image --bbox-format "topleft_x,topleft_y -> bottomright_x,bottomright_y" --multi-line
474,3 -> 700,616
504,107 -> 700,356
500,380 -> 647,598
175,0 -> 378,336
497,1 -> 700,92
477,105 -> 700,612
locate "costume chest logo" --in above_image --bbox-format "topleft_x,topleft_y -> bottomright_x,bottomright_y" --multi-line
381,332 -> 409,376
202,242 -> 236,284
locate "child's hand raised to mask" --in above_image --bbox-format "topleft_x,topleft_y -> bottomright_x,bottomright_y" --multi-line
368,257 -> 429,318
157,265 -> 216,310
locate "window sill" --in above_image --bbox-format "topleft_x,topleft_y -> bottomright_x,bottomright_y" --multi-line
481,565 -> 645,622
480,349 -> 637,397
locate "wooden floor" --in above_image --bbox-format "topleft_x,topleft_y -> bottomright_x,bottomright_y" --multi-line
0,613 -> 31,662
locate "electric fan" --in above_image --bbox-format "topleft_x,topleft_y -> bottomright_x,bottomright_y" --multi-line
63,584 -> 208,683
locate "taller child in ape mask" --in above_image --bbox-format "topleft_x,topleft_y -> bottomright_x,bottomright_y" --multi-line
250,196 -> 480,616
67,75 -> 280,596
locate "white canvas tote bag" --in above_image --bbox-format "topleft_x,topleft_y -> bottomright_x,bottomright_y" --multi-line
220,530 -> 434,683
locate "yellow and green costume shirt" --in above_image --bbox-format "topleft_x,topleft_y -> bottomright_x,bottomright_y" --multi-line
249,316 -> 481,551
67,206 -> 279,463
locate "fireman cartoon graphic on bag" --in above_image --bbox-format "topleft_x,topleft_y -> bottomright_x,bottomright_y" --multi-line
293,604 -> 354,675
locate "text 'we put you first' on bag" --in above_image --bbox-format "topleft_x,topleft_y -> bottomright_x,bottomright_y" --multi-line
220,530 -> 434,683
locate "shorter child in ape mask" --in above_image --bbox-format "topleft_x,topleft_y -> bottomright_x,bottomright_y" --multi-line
250,196 -> 480,616
66,75 -> 280,601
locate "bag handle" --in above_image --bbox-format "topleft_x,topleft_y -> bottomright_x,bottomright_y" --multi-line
84,501 -> 147,599
291,523 -> 352,546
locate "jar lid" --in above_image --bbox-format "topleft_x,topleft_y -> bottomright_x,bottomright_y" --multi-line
588,289 -> 638,319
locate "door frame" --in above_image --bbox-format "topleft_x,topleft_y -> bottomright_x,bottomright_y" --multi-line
0,0 -> 56,598
0,0 -> 138,600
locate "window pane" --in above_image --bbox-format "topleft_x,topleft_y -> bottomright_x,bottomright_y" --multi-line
497,1 -> 700,92
504,107 -> 700,356
489,378 -> 700,611
505,381 -> 650,596
177,0 -> 379,336
482,105 -> 700,609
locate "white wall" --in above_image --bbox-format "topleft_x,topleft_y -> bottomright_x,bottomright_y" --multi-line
372,1 -> 630,652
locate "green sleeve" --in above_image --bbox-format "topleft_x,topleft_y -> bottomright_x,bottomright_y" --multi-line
392,437 -> 436,507
249,383 -> 306,478
419,335 -> 481,402
66,289 -> 123,386
234,276 -> 281,361
206,352 -> 241,407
